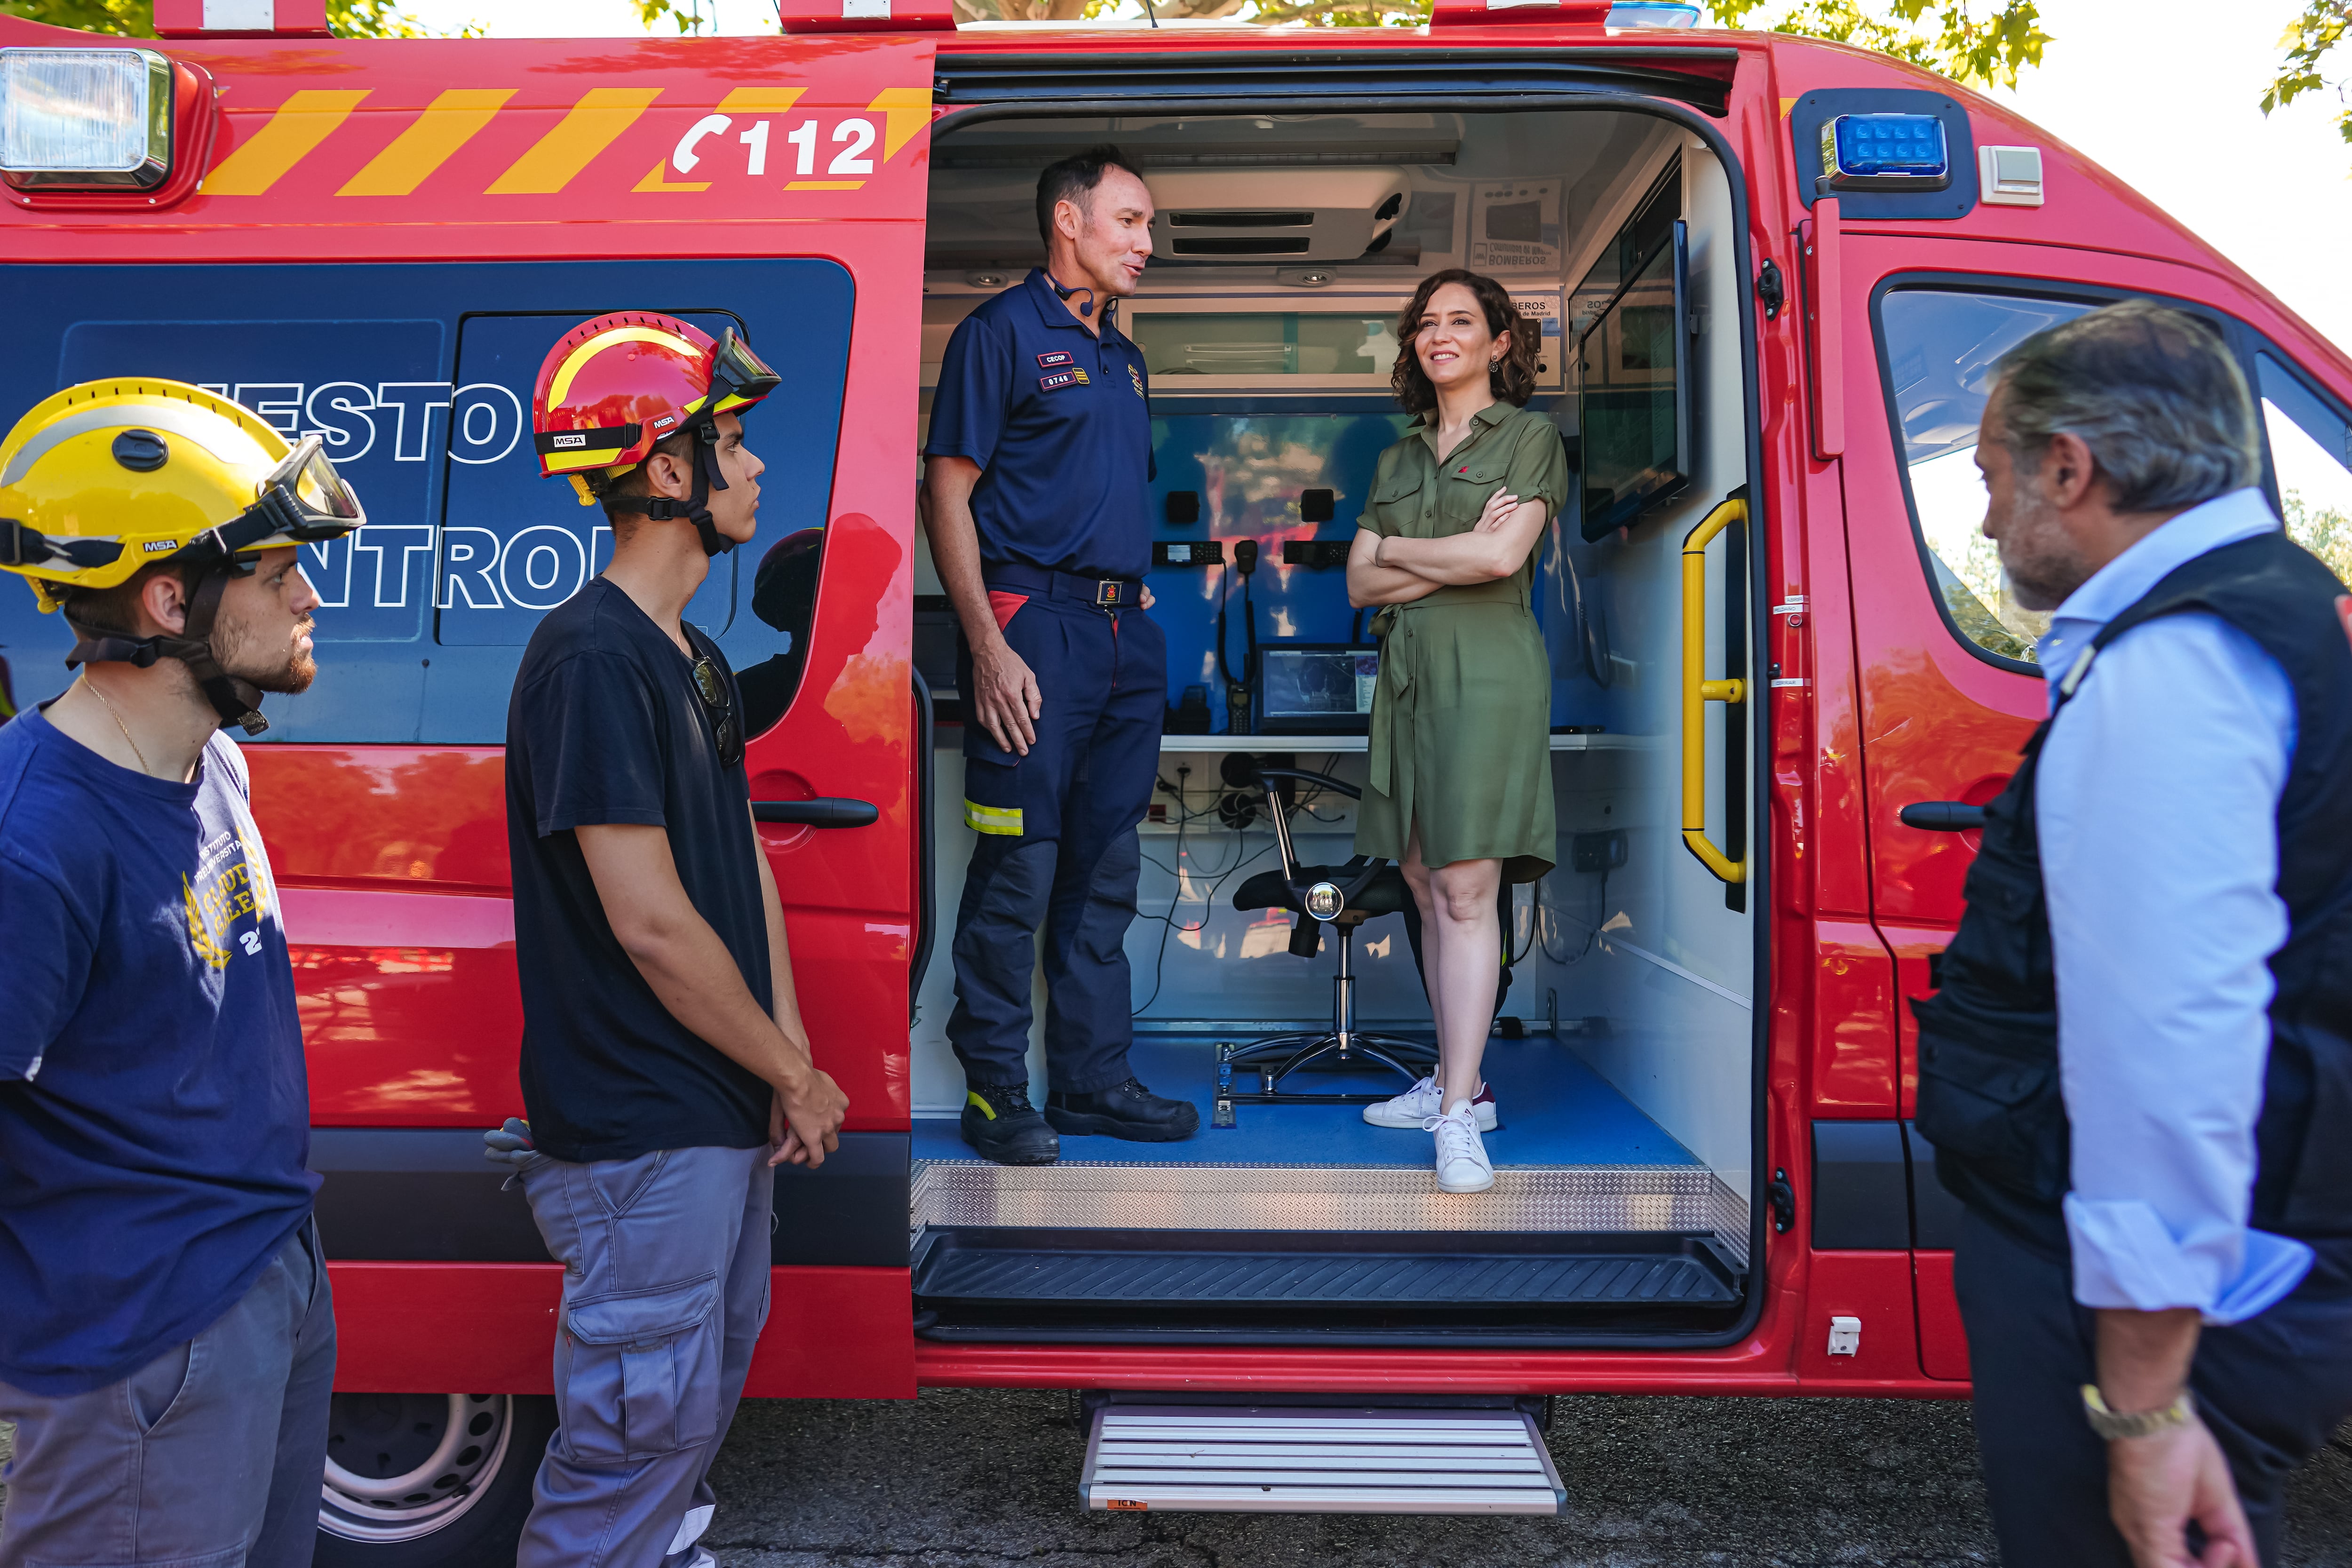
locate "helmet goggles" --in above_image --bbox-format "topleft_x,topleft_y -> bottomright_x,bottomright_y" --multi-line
187,434 -> 366,568
705,329 -> 781,414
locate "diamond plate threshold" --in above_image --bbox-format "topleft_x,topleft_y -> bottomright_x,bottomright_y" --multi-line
914,1226 -> 1740,1337
1082,1406 -> 1566,1515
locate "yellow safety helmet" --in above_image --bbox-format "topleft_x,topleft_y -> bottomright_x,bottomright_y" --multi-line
0,379 -> 367,734
0,379 -> 365,612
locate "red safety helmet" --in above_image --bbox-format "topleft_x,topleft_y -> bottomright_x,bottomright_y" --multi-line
530,313 -> 781,543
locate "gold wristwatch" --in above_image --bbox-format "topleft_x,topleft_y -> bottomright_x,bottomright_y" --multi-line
2082,1384 -> 2196,1440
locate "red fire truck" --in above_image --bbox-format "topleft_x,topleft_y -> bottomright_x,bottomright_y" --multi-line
3,0 -> 2350,1555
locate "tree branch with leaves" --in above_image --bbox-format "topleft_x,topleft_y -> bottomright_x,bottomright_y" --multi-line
1704,0 -> 2048,89
2263,1 -> 2351,157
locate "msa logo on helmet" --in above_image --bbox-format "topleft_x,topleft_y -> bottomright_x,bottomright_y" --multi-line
550,433 -> 588,449
651,414 -> 678,431
142,538 -> 179,554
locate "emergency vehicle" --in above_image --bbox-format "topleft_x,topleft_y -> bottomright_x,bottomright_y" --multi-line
3,0 -> 2350,1556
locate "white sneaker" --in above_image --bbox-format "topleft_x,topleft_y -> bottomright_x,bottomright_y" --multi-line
1429,1101 -> 1496,1194
1364,1075 -> 1497,1130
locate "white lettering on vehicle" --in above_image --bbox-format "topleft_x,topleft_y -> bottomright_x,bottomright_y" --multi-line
206,377 -> 630,615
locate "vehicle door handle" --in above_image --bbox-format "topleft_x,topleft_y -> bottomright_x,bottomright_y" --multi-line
1679,495 -> 1747,885
1899,801 -> 1985,831
753,797 -> 879,828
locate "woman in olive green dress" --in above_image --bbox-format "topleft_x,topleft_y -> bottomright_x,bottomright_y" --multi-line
1345,268 -> 1569,1195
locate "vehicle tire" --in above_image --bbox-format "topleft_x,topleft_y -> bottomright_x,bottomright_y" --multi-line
313,1392 -> 554,1567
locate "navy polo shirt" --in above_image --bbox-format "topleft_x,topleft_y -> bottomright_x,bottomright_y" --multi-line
925,268 -> 1153,583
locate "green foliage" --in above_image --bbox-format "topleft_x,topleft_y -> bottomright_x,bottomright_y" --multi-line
0,0 -> 447,36
2262,1 -> 2352,159
2285,490 -> 2352,583
1705,0 -> 2047,89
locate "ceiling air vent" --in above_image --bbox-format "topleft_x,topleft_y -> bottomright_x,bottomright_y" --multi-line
1145,167 -> 1410,263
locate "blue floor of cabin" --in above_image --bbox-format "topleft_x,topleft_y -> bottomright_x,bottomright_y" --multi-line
911,1034 -> 1701,1169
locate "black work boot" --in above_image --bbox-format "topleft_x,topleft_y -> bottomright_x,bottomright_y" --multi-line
960,1082 -> 1059,1165
1046,1078 -> 1202,1141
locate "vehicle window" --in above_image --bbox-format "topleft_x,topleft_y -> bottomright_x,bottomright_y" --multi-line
1876,288 -> 2094,664
2257,353 -> 2352,583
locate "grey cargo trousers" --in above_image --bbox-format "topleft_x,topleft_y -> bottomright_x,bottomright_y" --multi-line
516,1144 -> 774,1568
0,1219 -> 335,1568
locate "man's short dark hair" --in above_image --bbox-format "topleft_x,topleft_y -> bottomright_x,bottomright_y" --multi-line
59,559 -> 204,637
588,428 -> 697,529
1035,145 -> 1143,247
1990,299 -> 2260,513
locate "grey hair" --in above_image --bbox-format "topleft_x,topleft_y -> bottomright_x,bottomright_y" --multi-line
1988,299 -> 2260,512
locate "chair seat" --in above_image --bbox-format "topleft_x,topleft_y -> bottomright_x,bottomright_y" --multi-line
1233,863 -> 1410,919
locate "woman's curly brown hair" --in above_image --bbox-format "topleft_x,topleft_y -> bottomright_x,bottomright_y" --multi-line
1390,268 -> 1541,417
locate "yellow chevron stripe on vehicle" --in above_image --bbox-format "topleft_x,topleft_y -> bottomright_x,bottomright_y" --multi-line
964,800 -> 1023,836
485,87 -> 663,196
204,90 -> 370,197
868,87 -> 931,159
338,88 -> 517,197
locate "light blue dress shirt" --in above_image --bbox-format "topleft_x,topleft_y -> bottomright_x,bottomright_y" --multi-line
2034,486 -> 2314,1325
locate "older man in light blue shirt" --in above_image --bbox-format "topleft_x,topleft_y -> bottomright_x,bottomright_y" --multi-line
2034,482 -> 2313,1327
1914,299 -> 2352,1568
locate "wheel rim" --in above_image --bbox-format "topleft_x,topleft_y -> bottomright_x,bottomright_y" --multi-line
319,1392 -> 515,1543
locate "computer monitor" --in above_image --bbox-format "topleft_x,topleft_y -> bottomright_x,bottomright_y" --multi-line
1252,643 -> 1381,735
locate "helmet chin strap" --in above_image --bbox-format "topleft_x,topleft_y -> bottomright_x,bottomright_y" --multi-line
607,416 -> 734,558
64,568 -> 270,736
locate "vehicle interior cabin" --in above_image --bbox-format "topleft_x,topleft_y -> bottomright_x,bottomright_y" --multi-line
906,105 -> 1760,1345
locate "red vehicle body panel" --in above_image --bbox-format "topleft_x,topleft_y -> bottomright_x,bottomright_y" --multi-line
8,9 -> 2349,1405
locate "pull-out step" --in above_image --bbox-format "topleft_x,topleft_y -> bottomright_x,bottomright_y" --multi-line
913,1226 -> 1741,1341
1082,1405 -> 1566,1515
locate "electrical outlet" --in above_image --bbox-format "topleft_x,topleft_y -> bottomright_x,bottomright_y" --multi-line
1572,829 -> 1628,874
1827,1315 -> 1862,1357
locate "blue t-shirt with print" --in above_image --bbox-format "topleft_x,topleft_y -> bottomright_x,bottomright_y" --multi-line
0,708 -> 317,1397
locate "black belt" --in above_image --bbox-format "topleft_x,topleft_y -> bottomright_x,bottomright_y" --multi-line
985,563 -> 1144,608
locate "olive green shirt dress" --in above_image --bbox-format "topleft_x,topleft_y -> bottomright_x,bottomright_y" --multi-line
1353,401 -> 1570,884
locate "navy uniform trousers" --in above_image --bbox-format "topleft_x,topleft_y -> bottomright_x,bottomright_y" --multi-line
950,583 -> 1165,1094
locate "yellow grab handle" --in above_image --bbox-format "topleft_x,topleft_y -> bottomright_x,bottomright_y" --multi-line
1681,498 -> 1748,885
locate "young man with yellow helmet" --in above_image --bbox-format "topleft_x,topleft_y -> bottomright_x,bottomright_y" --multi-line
0,379 -> 360,1567
485,314 -> 847,1568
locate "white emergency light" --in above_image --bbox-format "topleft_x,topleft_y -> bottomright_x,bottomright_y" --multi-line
0,48 -> 175,191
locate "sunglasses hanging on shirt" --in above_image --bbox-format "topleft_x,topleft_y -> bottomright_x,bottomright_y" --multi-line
689,655 -> 744,771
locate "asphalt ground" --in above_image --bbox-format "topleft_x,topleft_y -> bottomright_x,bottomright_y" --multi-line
694,1389 -> 2352,1567
5,1393 -> 2348,1563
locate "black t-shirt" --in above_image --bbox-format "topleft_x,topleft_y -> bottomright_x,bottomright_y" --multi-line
505,578 -> 771,1162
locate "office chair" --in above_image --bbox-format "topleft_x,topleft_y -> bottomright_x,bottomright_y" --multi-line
1218,766 -> 1438,1107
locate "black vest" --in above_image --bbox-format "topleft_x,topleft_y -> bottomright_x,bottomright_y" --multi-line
1914,529 -> 2352,1251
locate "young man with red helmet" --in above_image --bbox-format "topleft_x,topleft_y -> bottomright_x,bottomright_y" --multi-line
488,314 -> 848,1568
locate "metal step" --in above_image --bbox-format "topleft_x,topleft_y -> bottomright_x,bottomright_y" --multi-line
1082,1405 -> 1566,1514
912,1159 -> 1750,1259
919,1228 -> 1738,1310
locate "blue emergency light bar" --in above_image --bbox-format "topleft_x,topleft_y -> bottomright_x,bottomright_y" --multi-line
1819,113 -> 1952,192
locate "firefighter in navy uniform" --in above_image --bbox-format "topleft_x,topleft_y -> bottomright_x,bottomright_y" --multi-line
922,145 -> 1199,1164
1913,302 -> 2352,1568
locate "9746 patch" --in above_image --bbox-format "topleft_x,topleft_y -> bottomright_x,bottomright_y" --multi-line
1039,368 -> 1090,391
1128,363 -> 1146,400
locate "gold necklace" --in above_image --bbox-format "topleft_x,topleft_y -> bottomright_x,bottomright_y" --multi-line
81,677 -> 153,776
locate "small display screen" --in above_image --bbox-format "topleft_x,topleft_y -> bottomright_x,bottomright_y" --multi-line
1257,645 -> 1380,733
1576,223 -> 1690,538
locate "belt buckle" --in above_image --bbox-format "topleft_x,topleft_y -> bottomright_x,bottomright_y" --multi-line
1094,579 -> 1120,608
